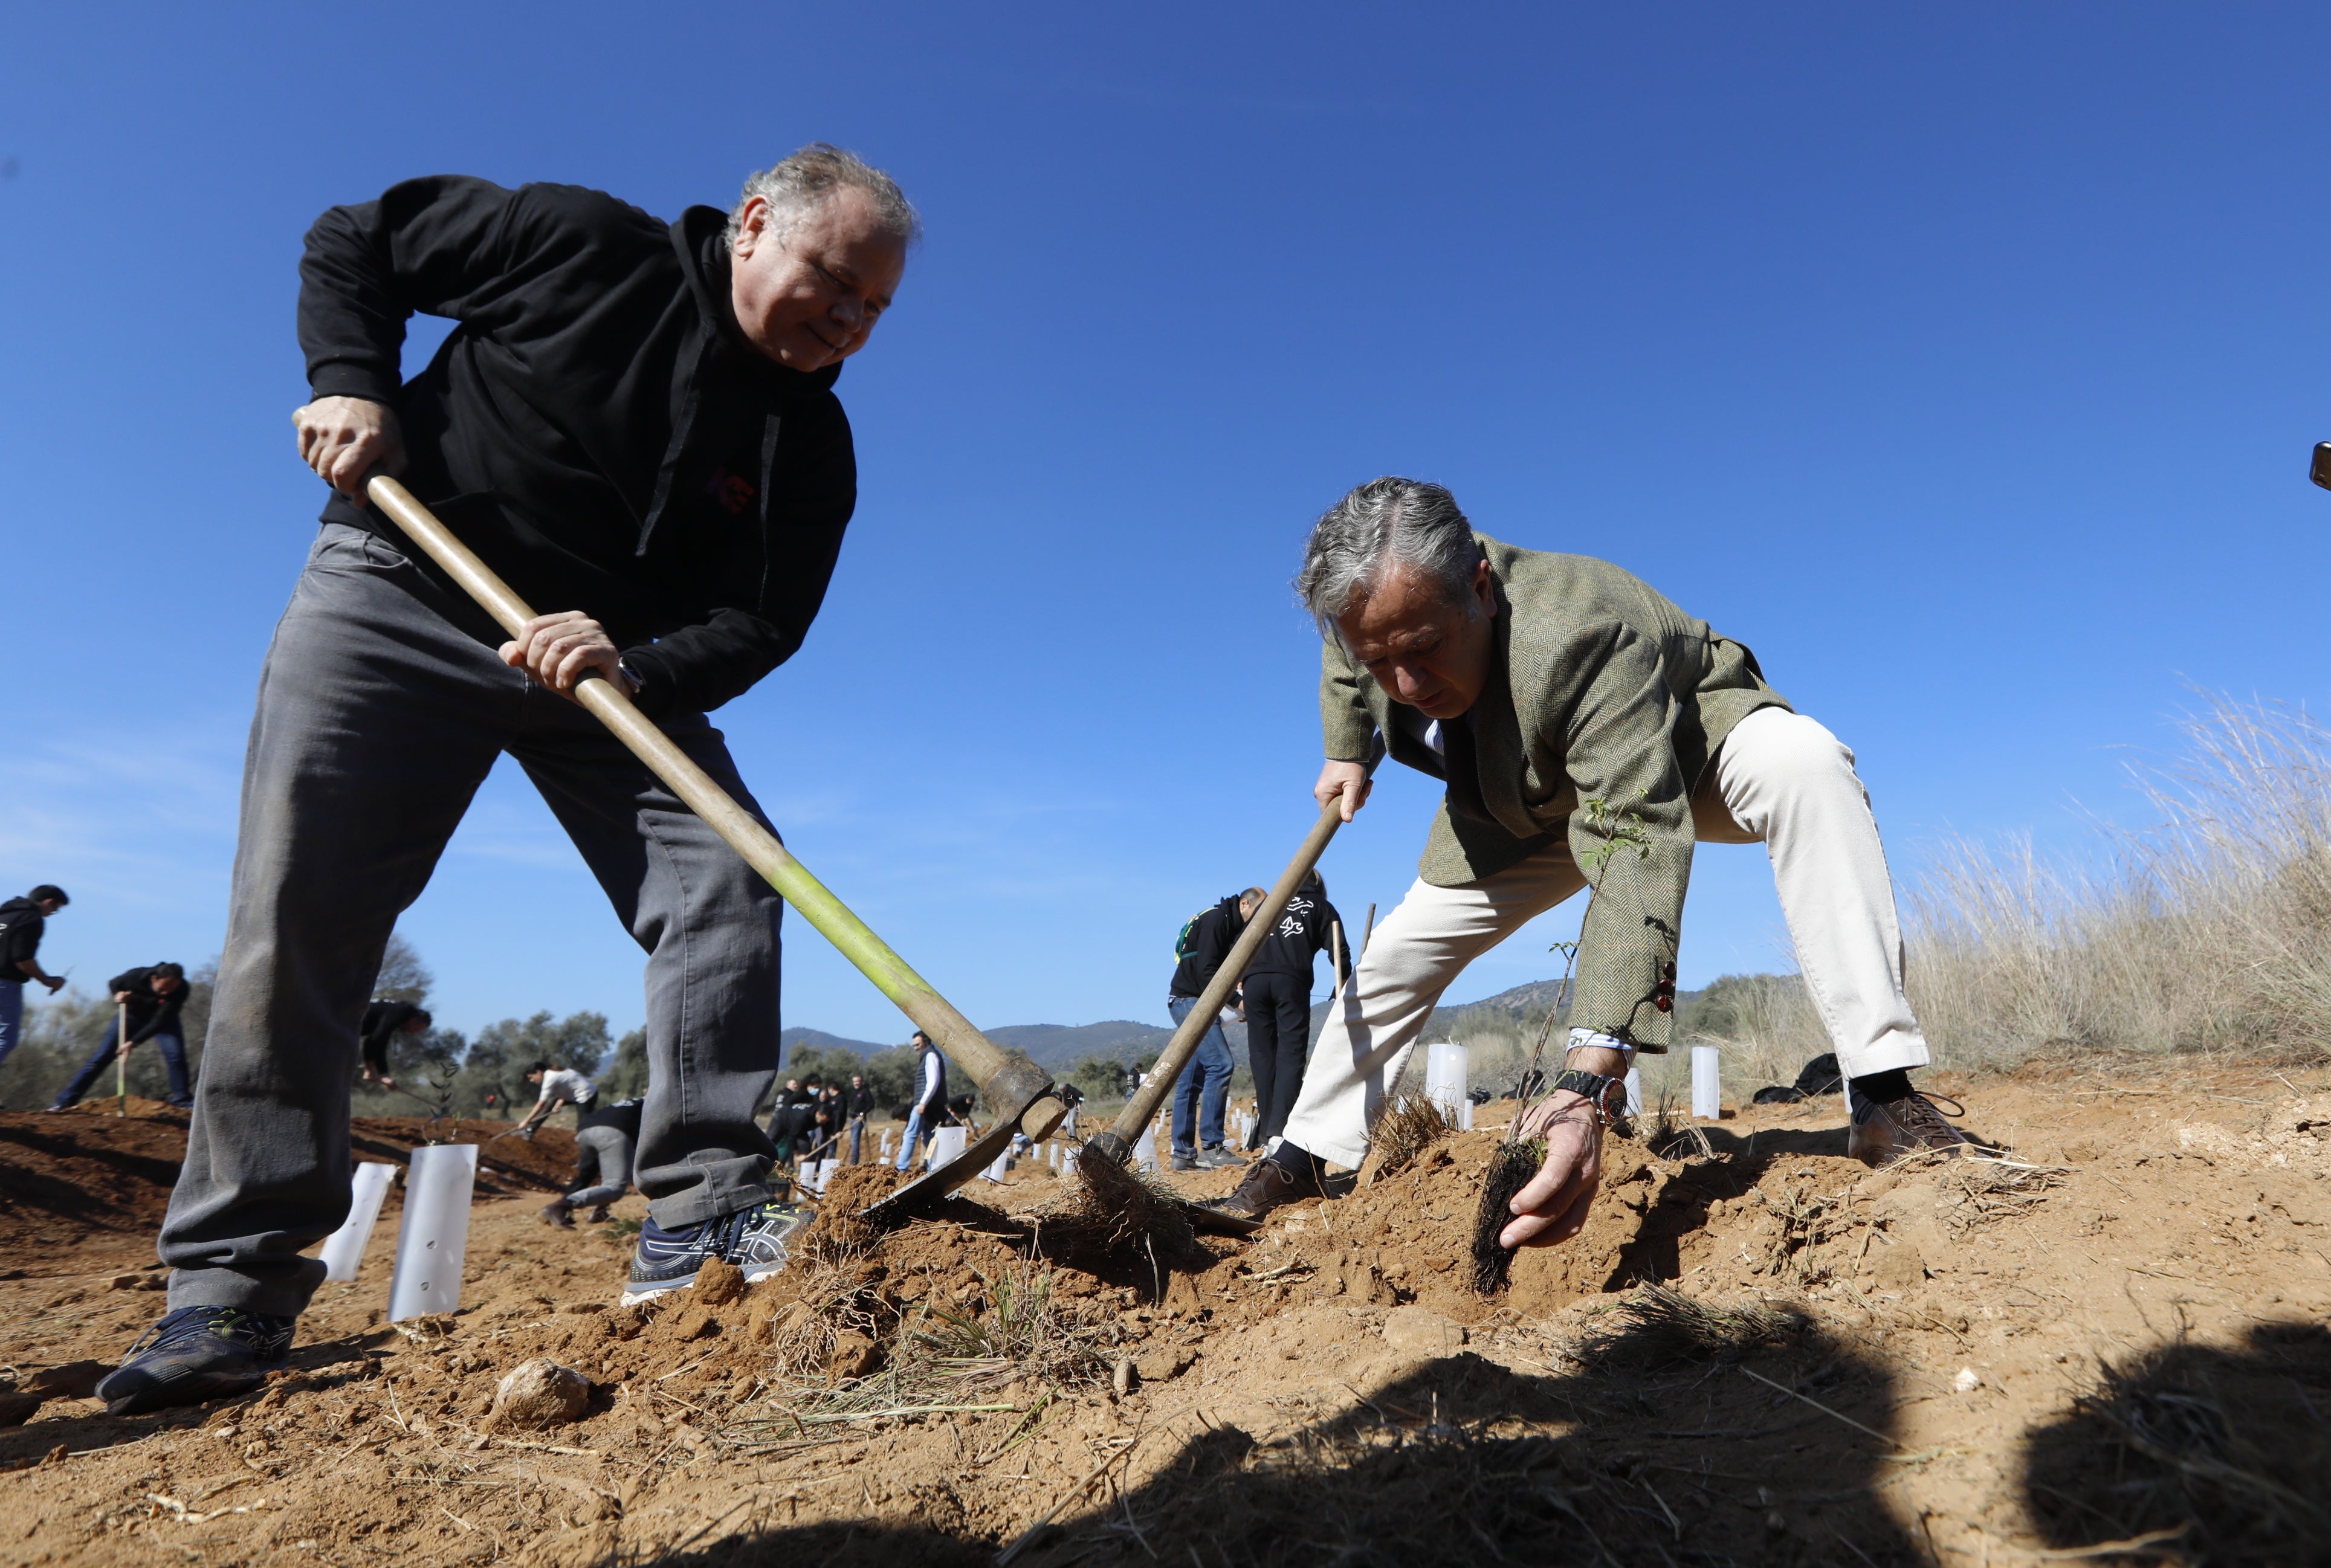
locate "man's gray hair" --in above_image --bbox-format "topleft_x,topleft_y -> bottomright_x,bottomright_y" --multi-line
1295,477 -> 1481,636
726,143 -> 922,249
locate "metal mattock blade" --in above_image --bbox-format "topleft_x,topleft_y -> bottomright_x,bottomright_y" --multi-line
860,1085 -> 1043,1226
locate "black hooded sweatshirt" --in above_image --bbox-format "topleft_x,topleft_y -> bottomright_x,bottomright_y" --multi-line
0,899 -> 45,983
1247,886 -> 1344,986
1169,895 -> 1250,999
299,176 -> 858,717
108,968 -> 188,1046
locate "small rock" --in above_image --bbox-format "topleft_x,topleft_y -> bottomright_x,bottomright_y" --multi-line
827,1331 -> 882,1380
1952,1367 -> 1982,1394
1111,1357 -> 1136,1398
558,1302 -> 606,1315
1382,1306 -> 1466,1358
109,1274 -> 141,1291
487,1359 -> 590,1430
669,1305 -> 722,1342
1869,1242 -> 1926,1291
1133,1346 -> 1193,1384
693,1257 -> 748,1307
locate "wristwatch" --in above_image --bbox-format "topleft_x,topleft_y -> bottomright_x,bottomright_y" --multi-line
615,657 -> 646,699
1548,1067 -> 1628,1126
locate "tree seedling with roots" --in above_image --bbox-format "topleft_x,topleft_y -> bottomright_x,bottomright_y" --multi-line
1472,790 -> 1659,1294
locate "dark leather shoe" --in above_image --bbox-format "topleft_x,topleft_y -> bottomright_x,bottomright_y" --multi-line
1849,1090 -> 1980,1166
538,1198 -> 575,1228
1202,1156 -> 1310,1221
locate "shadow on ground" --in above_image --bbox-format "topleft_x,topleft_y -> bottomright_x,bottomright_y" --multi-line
2020,1318 -> 2331,1565
655,1306 -> 1927,1567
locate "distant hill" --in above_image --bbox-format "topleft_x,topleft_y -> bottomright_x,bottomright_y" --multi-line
780,972 -> 1744,1074
778,1019 -> 1177,1070
778,1026 -> 890,1058
986,1021 -> 1174,1068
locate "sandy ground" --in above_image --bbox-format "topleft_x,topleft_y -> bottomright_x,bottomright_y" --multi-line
0,1060 -> 2324,1566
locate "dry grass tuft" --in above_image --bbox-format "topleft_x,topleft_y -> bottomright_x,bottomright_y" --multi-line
1365,1091 -> 1452,1185
905,1260 -> 1111,1392
1588,1283 -> 1808,1366
1935,1155 -> 2068,1235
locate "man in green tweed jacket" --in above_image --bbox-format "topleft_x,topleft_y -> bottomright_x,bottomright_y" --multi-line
1207,477 -> 1975,1243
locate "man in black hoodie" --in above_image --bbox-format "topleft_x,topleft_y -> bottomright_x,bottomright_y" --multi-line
1166,888 -> 1265,1170
50,963 -> 192,1110
0,886 -> 68,1089
102,146 -> 917,1419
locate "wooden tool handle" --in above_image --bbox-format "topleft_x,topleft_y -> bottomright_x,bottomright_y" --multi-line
365,474 -> 1035,1101
1097,795 -> 1351,1155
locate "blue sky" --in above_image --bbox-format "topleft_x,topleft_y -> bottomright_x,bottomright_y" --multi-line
3,5 -> 2327,1045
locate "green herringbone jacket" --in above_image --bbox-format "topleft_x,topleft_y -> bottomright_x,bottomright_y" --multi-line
1319,536 -> 1788,1050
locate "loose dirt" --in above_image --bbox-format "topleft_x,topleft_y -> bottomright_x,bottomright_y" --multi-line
0,1063 -> 2324,1566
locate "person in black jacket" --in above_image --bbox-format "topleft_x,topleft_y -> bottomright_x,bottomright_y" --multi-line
0,886 -> 70,1089
50,964 -> 193,1110
106,146 -> 918,1419
1242,872 -> 1347,1151
357,1001 -> 433,1092
844,1073 -> 876,1163
1166,888 -> 1264,1170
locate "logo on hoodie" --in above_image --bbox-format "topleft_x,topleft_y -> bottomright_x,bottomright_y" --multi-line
704,467 -> 757,516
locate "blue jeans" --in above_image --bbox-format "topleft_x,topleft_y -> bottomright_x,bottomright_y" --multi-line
0,982 -> 21,1075
56,1028 -> 191,1108
1166,994 -> 1234,1157
894,1106 -> 936,1169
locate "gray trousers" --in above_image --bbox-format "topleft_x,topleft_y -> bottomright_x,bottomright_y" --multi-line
164,525 -> 784,1316
567,1122 -> 635,1208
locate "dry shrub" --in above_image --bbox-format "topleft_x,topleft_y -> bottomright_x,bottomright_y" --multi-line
1365,1090 -> 1451,1185
1586,1283 -> 1806,1366
1910,691 -> 2331,1067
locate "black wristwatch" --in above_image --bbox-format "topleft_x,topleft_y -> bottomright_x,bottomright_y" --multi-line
1549,1068 -> 1628,1126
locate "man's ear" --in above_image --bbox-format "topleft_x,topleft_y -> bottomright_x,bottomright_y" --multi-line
1470,555 -> 1497,615
731,196 -> 769,259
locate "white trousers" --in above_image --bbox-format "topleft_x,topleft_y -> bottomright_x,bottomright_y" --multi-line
1280,707 -> 1928,1168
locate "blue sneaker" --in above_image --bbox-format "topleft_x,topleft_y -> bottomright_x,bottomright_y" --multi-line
95,1306 -> 295,1416
621,1199 -> 813,1306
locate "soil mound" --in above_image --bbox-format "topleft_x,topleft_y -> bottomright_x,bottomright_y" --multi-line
0,1112 -> 580,1276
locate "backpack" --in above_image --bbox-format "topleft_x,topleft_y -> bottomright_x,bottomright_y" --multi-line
1173,906 -> 1213,961
1175,894 -> 1244,961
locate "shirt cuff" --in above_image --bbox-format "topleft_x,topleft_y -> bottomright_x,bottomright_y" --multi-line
1566,1027 -> 1637,1066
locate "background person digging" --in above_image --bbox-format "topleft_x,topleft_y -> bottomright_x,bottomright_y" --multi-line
545,1092 -> 642,1228
1166,885 -> 1263,1170
101,146 -> 917,1419
48,961 -> 193,1110
1209,477 -> 1974,1234
356,999 -> 431,1093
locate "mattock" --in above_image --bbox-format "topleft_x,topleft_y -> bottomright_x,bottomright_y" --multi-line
363,474 -> 1065,1228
